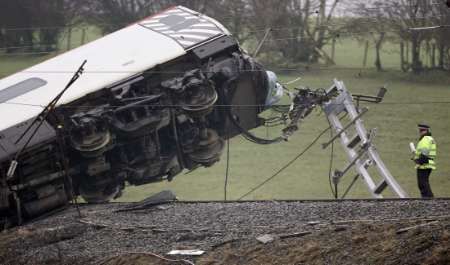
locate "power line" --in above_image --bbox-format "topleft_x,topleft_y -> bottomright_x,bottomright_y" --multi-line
0,69 -> 448,80
0,66 -> 434,74
3,101 -> 450,110
2,23 -> 448,55
0,12 -> 446,33
0,1 -> 446,32
0,16 -> 444,35
1,13 -> 449,53
237,125 -> 331,200
224,136 -> 230,201
0,43 -> 60,51
327,116 -> 337,199
409,25 -> 450,30
0,51 -> 56,56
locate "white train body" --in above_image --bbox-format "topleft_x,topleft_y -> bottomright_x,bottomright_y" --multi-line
0,6 -> 228,131
0,6 -> 275,227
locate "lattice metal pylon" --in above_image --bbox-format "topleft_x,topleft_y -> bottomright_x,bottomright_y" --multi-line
322,80 -> 408,198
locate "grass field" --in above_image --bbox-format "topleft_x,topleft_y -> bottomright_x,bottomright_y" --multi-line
0,34 -> 449,201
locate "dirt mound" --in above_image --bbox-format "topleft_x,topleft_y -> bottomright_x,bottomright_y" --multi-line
199,221 -> 450,265
61,219 -> 450,265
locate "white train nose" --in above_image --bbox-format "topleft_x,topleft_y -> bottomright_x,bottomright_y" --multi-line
265,71 -> 284,106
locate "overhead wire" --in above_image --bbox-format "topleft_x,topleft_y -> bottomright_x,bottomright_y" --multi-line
0,25 -> 440,54
324,111 -> 350,199
3,100 -> 450,111
1,20 -> 446,53
340,174 -> 360,199
0,10 -> 444,33
327,116 -> 337,199
1,64 -> 445,75
0,0 -> 446,32
2,30 -> 447,56
224,134 -> 230,201
2,11 -> 449,54
237,125 -> 331,200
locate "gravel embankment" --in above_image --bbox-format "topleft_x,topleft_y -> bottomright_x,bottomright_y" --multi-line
2,199 -> 450,265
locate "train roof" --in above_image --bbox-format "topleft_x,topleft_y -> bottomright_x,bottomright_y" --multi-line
0,6 -> 229,131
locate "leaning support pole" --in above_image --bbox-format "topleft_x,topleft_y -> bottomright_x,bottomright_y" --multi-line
8,60 -> 87,180
6,60 -> 87,224
322,80 -> 408,198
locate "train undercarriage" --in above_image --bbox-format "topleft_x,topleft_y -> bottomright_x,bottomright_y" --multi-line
0,36 -> 277,228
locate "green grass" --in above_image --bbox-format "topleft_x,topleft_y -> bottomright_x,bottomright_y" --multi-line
0,55 -> 54,77
322,36 -> 441,71
1,36 -> 449,201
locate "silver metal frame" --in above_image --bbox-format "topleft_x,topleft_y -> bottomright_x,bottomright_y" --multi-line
322,79 -> 408,198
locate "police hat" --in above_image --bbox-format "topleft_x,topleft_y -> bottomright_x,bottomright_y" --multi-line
418,124 -> 430,130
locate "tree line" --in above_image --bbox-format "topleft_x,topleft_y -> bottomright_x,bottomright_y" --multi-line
0,0 -> 449,73
0,1 -> 79,52
350,0 -> 450,73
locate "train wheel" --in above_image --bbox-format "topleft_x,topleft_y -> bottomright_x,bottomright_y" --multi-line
79,175 -> 122,203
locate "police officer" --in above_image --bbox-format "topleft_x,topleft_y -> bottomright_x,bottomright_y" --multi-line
414,124 -> 437,198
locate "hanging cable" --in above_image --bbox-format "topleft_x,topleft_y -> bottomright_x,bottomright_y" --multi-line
224,137 -> 230,201
223,71 -> 285,145
54,123 -> 81,218
327,117 -> 337,199
341,174 -> 360,199
326,112 -> 349,199
227,110 -> 284,145
237,125 -> 331,200
2,101 -> 450,113
6,60 -> 87,181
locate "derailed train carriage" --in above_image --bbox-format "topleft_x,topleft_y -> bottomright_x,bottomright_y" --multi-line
0,6 -> 285,227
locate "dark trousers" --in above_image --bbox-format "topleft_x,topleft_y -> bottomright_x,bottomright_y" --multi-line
417,168 -> 434,198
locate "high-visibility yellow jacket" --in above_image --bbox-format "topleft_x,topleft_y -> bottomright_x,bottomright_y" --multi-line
415,135 -> 437,170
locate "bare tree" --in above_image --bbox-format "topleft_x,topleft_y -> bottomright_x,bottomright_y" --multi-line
0,0 -> 33,52
203,0 -> 252,43
430,1 -> 450,70
31,0 -> 68,51
80,0 -> 160,33
384,0 -> 435,73
76,0 -> 254,44
0,0 -> 81,53
308,0 -> 341,62
246,0 -> 342,64
348,1 -> 392,71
